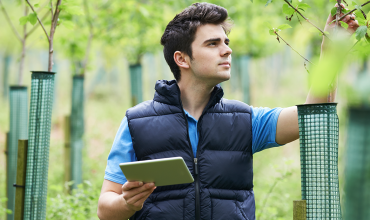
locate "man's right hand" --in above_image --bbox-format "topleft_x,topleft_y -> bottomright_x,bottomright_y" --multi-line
122,181 -> 156,212
97,180 -> 156,220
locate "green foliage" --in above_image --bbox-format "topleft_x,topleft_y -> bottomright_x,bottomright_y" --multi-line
265,22 -> 292,36
19,12 -> 38,25
46,181 -> 100,220
282,4 -> 295,15
59,0 -> 84,16
340,21 -> 349,29
0,197 -> 12,215
355,26 -> 368,40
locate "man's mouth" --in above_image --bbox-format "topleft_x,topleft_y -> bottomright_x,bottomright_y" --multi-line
219,62 -> 231,67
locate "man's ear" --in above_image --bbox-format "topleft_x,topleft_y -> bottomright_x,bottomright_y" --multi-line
173,51 -> 190,69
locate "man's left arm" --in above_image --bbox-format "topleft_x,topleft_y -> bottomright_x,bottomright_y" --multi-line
275,4 -> 359,145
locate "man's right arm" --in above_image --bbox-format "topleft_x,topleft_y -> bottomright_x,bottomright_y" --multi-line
97,179 -> 156,220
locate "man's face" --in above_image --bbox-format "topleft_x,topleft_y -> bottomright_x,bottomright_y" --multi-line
188,24 -> 232,85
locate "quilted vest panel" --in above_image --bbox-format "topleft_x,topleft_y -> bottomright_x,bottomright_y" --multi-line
127,80 -> 255,220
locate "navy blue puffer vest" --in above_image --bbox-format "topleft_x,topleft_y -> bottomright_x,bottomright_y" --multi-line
126,80 -> 255,220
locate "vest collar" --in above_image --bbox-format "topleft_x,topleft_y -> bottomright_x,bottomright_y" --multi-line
154,79 -> 224,110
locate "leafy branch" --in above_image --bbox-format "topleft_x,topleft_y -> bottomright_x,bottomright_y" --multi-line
25,0 -> 50,41
333,1 -> 370,22
265,22 -> 313,65
282,0 -> 330,39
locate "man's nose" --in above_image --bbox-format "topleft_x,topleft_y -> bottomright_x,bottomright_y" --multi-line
222,44 -> 232,56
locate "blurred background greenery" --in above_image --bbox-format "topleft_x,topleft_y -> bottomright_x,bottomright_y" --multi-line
0,0 -> 369,219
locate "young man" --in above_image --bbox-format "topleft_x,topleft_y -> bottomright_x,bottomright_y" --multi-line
97,3 -> 358,220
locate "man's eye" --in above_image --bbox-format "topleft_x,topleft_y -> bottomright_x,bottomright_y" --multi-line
208,42 -> 216,46
225,41 -> 229,46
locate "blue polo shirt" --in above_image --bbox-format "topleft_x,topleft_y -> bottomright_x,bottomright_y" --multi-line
104,106 -> 283,185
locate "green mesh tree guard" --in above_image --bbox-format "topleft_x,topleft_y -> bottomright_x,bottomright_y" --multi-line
239,55 -> 250,104
343,107 -> 370,220
297,103 -> 342,219
129,64 -> 143,106
2,55 -> 11,99
24,71 -> 55,220
7,86 -> 28,220
230,56 -> 240,92
70,75 -> 84,190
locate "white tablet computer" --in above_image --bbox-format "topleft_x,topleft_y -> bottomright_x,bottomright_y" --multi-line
119,157 -> 194,187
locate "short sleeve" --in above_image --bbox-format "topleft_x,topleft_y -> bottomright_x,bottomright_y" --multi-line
251,107 -> 284,154
104,117 -> 137,184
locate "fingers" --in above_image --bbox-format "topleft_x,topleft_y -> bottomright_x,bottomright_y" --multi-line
128,185 -> 156,206
122,182 -> 156,211
122,181 -> 144,191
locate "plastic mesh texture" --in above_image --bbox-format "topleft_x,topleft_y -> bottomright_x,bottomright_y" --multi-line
24,72 -> 55,220
129,64 -> 143,106
239,55 -> 250,104
7,86 -> 28,220
70,76 -> 84,189
297,103 -> 342,220
343,108 -> 370,220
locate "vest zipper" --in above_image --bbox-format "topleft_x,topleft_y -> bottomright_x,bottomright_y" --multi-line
175,83 -> 222,220
194,158 -> 200,220
194,89 -> 222,220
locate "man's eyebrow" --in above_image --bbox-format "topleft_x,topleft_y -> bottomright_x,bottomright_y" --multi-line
203,38 -> 230,44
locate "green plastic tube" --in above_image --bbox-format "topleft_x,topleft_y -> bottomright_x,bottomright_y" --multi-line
70,75 -> 84,190
7,86 -> 28,220
297,103 -> 342,220
129,64 -> 143,106
23,71 -> 55,220
343,107 -> 370,220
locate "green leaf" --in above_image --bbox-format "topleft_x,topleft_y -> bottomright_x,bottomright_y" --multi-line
297,3 -> 310,10
282,4 -> 295,15
19,16 -> 29,25
250,0 -> 253,2
355,12 -> 366,26
265,0 -> 272,7
355,26 -> 368,40
60,5 -> 84,15
277,24 -> 292,30
139,6 -> 149,17
269,29 -> 275,35
28,12 -> 37,25
264,21 -> 273,29
340,21 -> 349,29
60,19 -> 75,29
355,5 -> 362,11
34,3 -> 39,7
331,7 -> 337,17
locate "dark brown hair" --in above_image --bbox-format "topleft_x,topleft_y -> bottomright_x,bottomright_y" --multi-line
160,2 -> 232,81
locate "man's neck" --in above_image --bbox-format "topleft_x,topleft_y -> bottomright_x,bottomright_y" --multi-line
177,79 -> 214,120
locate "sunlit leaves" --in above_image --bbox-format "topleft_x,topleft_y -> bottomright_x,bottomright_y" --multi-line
355,11 -> 367,26
355,26 -> 368,40
59,19 -> 75,29
282,4 -> 295,15
59,0 -> 84,16
277,24 -> 292,30
19,12 -> 38,25
339,21 -> 348,29
297,3 -> 310,11
265,22 -> 291,36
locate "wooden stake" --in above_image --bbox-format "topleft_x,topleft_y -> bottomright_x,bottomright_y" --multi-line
293,200 -> 306,220
64,115 -> 71,194
14,139 -> 28,220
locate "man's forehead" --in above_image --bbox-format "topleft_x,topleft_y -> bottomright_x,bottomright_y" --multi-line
194,24 -> 228,41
